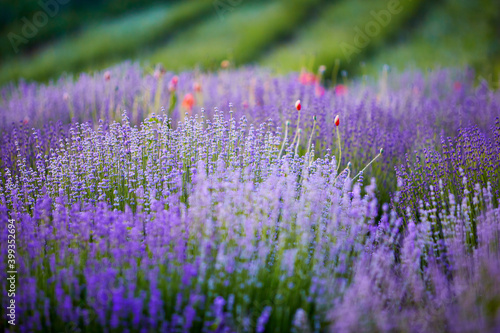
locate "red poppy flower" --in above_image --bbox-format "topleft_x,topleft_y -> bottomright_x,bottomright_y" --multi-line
335,84 -> 347,96
182,93 -> 195,111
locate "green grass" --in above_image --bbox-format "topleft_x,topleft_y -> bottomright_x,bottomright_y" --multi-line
0,0 -> 499,85
259,0 -> 427,76
148,0 -> 322,71
0,0 -> 214,85
363,0 -> 500,80
0,0 -> 165,60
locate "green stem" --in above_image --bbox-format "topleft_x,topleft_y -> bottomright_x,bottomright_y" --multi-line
294,129 -> 302,156
279,121 -> 290,158
306,117 -> 316,158
334,162 -> 351,183
336,126 -> 342,172
352,149 -> 383,181
290,111 -> 301,149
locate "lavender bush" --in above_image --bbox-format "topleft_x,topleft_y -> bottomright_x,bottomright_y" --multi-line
330,175 -> 500,332
1,64 -> 499,332
1,110 -> 382,332
2,65 -> 499,204
327,117 -> 500,332
395,119 -> 500,246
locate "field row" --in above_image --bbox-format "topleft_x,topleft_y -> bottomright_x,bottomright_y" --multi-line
1,0 -> 499,86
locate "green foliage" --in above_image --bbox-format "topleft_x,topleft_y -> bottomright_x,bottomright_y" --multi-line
148,0 -> 322,71
260,0 -> 427,76
0,0 -> 174,58
0,0 -> 214,84
363,0 -> 500,77
0,0 -> 499,85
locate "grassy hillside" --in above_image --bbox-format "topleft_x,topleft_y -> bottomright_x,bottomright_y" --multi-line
0,0 -> 169,59
148,0 -> 322,70
0,0 -> 214,84
259,0 -> 428,77
0,0 -> 498,86
363,0 -> 500,85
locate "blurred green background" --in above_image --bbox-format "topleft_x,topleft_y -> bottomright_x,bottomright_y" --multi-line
1,0 -> 499,86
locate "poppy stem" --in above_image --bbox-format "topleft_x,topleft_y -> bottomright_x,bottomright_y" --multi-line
352,148 -> 384,181
334,161 -> 351,183
279,121 -> 290,158
336,126 -> 342,172
295,129 -> 302,156
290,110 -> 301,150
306,116 -> 317,157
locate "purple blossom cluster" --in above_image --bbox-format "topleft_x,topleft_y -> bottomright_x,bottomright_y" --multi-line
1,109 -> 382,331
2,65 -> 500,186
395,119 -> 500,229
1,64 -> 500,332
330,175 -> 500,332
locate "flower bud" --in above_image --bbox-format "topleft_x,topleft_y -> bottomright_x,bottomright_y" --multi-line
168,82 -> 176,92
334,115 -> 340,127
168,76 -> 179,92
295,100 -> 301,111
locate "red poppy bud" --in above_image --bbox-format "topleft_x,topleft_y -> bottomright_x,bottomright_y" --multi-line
334,115 -> 340,127
295,100 -> 301,111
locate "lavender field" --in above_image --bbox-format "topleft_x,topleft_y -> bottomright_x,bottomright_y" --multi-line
1,64 -> 500,332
